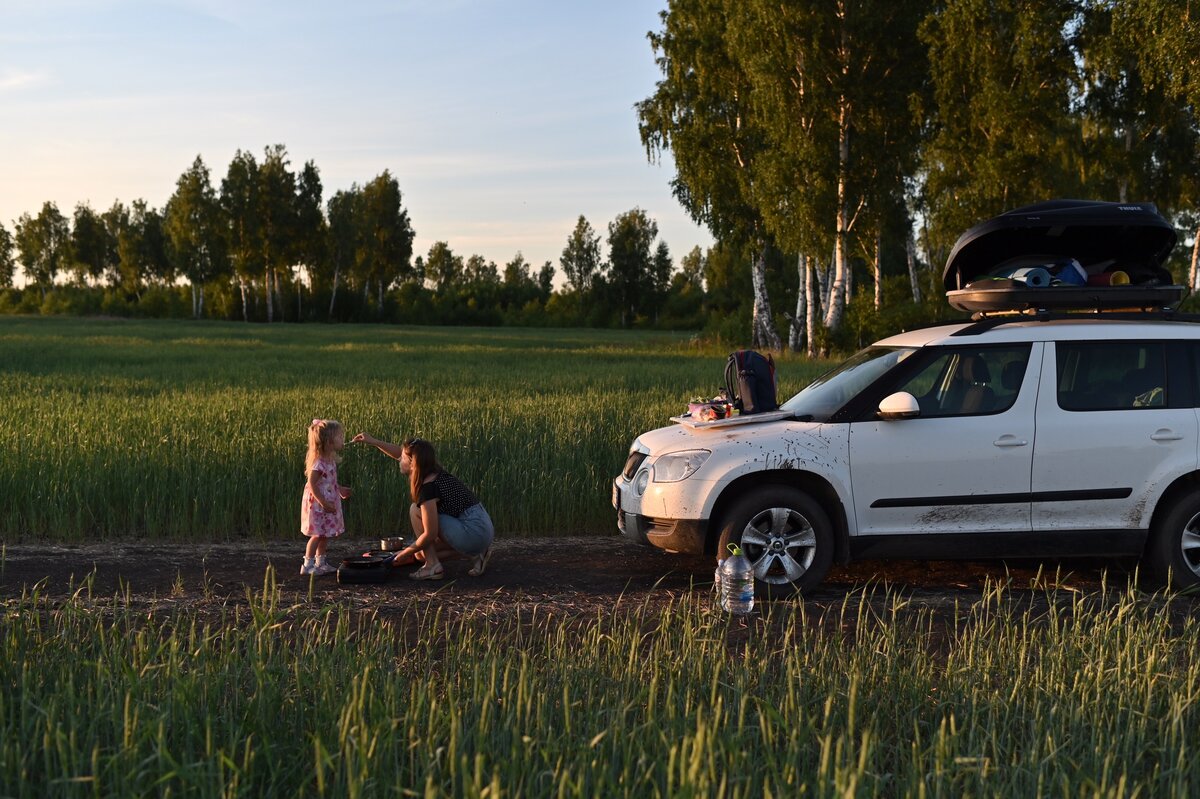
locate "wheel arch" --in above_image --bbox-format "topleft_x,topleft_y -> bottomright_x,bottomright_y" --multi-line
703,469 -> 850,563
1145,471 -> 1200,554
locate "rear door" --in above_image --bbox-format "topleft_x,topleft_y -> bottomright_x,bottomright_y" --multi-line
1032,339 -> 1197,532
849,343 -> 1039,537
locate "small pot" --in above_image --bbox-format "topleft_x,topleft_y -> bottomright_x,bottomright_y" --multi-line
379,537 -> 406,551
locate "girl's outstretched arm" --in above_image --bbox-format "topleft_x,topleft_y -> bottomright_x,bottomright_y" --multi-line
351,432 -> 403,460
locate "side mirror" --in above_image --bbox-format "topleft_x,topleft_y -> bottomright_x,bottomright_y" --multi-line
878,391 -> 920,420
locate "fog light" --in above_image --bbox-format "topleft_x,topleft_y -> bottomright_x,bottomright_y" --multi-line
634,468 -> 650,496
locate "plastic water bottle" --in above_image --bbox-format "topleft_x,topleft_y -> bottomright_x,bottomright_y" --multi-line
713,558 -> 725,596
720,544 -> 755,615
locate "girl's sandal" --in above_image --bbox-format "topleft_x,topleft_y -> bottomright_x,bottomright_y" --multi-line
468,548 -> 492,577
410,564 -> 445,581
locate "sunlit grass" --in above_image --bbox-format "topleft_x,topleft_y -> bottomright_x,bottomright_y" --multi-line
0,317 -> 833,540
2,575 -> 1198,797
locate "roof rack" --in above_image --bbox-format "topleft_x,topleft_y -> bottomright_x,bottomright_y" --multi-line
950,307 -> 1200,337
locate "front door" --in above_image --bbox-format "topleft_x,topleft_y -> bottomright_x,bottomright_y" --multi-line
849,343 -> 1040,537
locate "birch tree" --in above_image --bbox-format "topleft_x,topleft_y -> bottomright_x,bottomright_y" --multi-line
220,150 -> 261,321
15,202 -> 70,297
165,156 -> 227,318
919,0 -> 1083,255
732,0 -> 929,333
638,0 -> 781,349
0,223 -> 14,288
69,203 -> 111,286
258,144 -> 297,322
325,186 -> 358,318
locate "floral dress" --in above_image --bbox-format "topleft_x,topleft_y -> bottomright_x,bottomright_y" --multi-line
300,457 -> 344,537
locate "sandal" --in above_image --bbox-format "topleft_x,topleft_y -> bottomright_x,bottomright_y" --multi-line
468,548 -> 492,577
409,564 -> 445,581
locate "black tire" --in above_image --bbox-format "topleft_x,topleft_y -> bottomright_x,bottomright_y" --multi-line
1146,491 -> 1200,590
715,485 -> 834,597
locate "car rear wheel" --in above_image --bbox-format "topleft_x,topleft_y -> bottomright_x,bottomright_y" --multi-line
715,485 -> 834,597
1147,491 -> 1200,590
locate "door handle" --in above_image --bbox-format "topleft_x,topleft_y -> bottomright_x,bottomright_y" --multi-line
993,435 -> 1028,447
1150,429 -> 1184,441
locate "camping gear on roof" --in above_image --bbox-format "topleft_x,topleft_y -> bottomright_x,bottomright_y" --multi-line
943,200 -> 1182,313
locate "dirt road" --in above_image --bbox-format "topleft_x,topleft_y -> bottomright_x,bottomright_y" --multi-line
0,535 -> 1137,617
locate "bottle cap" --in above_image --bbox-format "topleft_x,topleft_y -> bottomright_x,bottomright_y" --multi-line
726,542 -> 742,556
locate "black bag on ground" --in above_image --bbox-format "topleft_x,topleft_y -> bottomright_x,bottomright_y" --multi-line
337,551 -> 396,584
724,350 -> 778,414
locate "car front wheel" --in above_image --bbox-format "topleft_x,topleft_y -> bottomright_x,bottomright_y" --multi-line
715,485 -> 834,597
1147,491 -> 1200,589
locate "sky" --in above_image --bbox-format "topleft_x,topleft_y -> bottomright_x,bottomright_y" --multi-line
0,0 -> 712,282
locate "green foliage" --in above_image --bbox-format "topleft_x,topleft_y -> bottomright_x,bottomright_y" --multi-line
15,201 -> 70,290
919,0 -> 1086,259
0,222 -> 14,288
560,215 -> 603,293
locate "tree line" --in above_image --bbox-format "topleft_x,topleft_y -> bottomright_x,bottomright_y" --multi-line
0,144 -> 712,329
639,0 -> 1200,354
2,0 -> 1198,353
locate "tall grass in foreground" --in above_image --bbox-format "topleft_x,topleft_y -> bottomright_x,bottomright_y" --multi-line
0,317 -> 833,540
3,577 -> 1199,797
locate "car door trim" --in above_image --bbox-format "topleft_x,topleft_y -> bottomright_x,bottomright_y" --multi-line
870,487 -> 1132,509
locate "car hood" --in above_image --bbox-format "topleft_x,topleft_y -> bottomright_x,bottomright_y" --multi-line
633,416 -> 823,457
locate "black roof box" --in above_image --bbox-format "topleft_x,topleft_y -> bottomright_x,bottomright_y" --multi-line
942,200 -> 1182,313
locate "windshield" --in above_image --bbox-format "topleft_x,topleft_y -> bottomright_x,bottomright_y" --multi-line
781,346 -> 916,421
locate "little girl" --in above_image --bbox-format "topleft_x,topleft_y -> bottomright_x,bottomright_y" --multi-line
300,418 -> 352,575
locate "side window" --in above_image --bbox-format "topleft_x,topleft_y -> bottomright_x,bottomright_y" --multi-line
1056,341 -> 1167,411
889,345 -> 1031,418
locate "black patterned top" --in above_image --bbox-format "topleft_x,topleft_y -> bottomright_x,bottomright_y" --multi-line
416,472 -> 480,517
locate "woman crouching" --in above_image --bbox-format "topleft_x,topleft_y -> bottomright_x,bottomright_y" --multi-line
353,434 -> 494,579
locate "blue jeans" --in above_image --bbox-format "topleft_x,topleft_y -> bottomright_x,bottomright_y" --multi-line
438,503 -> 494,556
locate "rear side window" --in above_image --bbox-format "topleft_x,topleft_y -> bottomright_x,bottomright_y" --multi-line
1056,341 -> 1167,411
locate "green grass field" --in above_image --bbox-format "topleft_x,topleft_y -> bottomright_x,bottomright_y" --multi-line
4,576 -> 1199,797
6,318 -> 1200,797
0,317 -> 831,541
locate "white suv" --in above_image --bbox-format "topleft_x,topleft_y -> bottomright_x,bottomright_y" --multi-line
613,201 -> 1199,593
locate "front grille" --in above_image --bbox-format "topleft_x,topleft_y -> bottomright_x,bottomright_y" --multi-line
622,451 -> 648,479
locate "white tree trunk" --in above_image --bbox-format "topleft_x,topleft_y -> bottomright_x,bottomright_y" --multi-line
1191,224 -> 1200,292
823,95 -> 851,330
906,230 -> 922,304
265,267 -> 274,323
816,253 -> 830,312
845,248 -> 853,303
191,283 -> 198,319
805,255 -> 819,359
873,228 -> 883,310
789,253 -> 807,352
750,246 -> 781,350
239,279 -> 249,322
328,265 -> 340,318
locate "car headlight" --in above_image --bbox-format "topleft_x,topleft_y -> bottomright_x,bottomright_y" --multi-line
652,449 -> 711,483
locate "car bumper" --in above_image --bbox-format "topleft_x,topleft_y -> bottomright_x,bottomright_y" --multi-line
614,477 -> 708,554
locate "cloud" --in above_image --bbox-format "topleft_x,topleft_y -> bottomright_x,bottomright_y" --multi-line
0,68 -> 47,92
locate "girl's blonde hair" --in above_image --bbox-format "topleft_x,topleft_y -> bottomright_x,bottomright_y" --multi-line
306,419 -> 344,473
